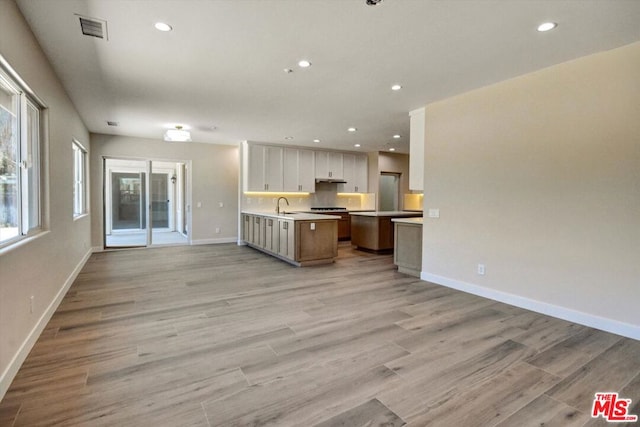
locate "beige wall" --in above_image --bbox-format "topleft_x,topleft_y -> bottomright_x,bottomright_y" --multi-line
421,41 -> 640,338
90,134 -> 239,247
0,0 -> 92,398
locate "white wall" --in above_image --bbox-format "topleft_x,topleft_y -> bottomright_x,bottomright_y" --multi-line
0,0 -> 92,399
90,134 -> 239,247
421,41 -> 640,339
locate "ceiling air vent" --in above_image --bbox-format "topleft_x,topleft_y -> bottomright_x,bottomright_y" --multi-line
106,121 -> 118,127
77,15 -> 108,40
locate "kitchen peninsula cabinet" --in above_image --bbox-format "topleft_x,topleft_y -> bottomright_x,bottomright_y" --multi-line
350,211 -> 422,252
242,212 -> 338,266
392,217 -> 423,277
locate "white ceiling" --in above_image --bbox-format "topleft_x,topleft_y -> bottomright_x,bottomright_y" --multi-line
15,0 -> 640,154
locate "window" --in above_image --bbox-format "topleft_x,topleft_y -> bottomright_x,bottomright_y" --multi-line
72,140 -> 87,217
0,61 -> 44,248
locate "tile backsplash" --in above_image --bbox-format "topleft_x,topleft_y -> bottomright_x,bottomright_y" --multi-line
243,182 -> 376,212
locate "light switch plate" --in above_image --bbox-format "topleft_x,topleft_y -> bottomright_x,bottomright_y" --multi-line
428,208 -> 440,218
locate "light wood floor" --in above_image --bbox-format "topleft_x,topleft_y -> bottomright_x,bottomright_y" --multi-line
1,244 -> 639,426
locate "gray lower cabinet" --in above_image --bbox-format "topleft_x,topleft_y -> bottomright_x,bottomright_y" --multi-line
393,220 -> 423,277
277,219 -> 295,260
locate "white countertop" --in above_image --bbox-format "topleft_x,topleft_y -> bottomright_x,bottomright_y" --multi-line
242,210 -> 339,221
349,211 -> 423,218
392,217 -> 424,225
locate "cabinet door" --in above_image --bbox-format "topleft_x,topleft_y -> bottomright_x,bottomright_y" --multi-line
328,152 -> 343,179
252,215 -> 263,247
246,145 -> 283,192
264,146 -> 283,192
242,214 -> 252,242
341,154 -> 355,192
278,219 -> 295,260
353,154 -> 368,193
264,217 -> 277,252
297,149 -> 315,192
283,148 -> 299,192
315,151 -> 343,179
247,145 -> 266,191
315,151 -> 330,179
339,154 -> 367,193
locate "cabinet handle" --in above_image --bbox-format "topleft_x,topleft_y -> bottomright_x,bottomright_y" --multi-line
329,171 -> 332,177
283,221 -> 288,230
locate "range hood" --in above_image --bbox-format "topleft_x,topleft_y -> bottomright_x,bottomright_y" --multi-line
315,178 -> 347,184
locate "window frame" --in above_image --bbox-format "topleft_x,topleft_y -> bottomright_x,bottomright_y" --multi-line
72,139 -> 88,218
0,56 -> 46,251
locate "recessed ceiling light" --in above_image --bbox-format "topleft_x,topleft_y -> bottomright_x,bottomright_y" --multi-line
391,84 -> 402,91
389,148 -> 396,152
154,22 -> 172,32
313,139 -> 320,143
393,134 -> 401,139
537,22 -> 557,32
348,127 -> 357,132
284,68 -> 293,74
298,60 -> 311,68
284,136 -> 293,140
354,144 -> 361,148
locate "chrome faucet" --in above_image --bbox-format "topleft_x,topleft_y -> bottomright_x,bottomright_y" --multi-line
276,197 -> 290,215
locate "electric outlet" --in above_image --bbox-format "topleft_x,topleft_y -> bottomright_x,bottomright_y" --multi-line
215,227 -> 221,234
196,201 -> 202,208
30,295 -> 34,314
477,263 -> 486,275
310,222 -> 316,231
428,208 -> 440,218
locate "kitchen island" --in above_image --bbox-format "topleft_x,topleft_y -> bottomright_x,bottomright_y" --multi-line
392,217 -> 423,277
241,211 -> 338,266
350,211 -> 423,253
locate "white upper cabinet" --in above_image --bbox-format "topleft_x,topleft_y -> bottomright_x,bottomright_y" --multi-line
315,151 -> 343,179
246,144 -> 283,192
409,107 -> 425,191
340,153 -> 368,193
283,148 -> 315,192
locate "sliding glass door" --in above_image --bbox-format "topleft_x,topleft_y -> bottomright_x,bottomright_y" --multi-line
104,158 -> 188,248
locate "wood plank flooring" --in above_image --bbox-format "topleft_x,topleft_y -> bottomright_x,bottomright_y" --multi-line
1,243 -> 639,426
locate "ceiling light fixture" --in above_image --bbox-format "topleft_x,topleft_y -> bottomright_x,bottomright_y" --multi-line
284,68 -> 293,74
284,136 -> 293,140
154,22 -> 172,32
389,148 -> 396,152
393,134 -> 401,139
537,22 -> 557,32
313,139 -> 320,143
298,60 -> 311,68
348,127 -> 357,132
391,84 -> 402,91
354,144 -> 361,148
164,125 -> 191,142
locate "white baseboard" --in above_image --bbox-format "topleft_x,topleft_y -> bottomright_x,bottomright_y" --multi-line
92,246 -> 104,253
421,272 -> 640,341
191,237 -> 238,245
0,248 -> 93,401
